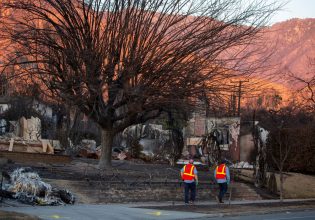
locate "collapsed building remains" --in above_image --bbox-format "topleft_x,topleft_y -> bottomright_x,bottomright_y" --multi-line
0,116 -> 60,154
184,114 -> 241,163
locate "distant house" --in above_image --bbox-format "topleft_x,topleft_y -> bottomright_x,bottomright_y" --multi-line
184,112 -> 241,161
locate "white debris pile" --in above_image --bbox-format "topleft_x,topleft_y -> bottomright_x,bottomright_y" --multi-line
232,161 -> 254,169
3,167 -> 75,205
9,167 -> 51,197
176,159 -> 204,165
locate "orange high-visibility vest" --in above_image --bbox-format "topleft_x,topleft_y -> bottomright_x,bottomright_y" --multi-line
182,164 -> 195,181
215,164 -> 226,179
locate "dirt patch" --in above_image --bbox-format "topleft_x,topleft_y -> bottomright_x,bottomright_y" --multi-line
0,210 -> 40,220
237,169 -> 315,199
277,173 -> 315,199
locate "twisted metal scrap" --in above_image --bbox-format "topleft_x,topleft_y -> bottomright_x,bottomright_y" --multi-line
6,167 -> 74,205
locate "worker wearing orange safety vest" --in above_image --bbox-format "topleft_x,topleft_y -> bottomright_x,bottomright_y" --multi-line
180,159 -> 198,205
214,159 -> 230,203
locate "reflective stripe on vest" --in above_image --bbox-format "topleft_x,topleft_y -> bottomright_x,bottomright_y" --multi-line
215,164 -> 226,179
183,164 -> 195,181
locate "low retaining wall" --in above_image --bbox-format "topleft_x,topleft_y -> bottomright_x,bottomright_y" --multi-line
0,151 -> 71,164
45,179 -> 261,204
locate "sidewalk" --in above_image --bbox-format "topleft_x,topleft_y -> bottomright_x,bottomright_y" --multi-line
130,198 -> 315,207
133,198 -> 315,217
1,198 -> 314,220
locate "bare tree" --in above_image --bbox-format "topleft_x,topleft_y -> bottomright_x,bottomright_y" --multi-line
0,0 -> 280,168
265,108 -> 296,201
286,58 -> 315,110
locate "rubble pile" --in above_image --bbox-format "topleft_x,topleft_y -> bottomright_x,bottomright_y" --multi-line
232,161 -> 254,169
0,116 -> 61,154
176,159 -> 203,165
0,136 -> 54,153
77,139 -> 101,159
2,167 -> 75,205
76,124 -> 180,163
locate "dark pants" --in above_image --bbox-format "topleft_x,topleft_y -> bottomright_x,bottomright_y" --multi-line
184,182 -> 196,203
218,182 -> 228,202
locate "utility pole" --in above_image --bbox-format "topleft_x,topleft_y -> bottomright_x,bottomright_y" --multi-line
230,80 -> 249,117
237,81 -> 242,116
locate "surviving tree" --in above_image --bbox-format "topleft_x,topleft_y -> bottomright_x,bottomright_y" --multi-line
286,57 -> 315,111
0,0 -> 279,168
265,108 -> 296,201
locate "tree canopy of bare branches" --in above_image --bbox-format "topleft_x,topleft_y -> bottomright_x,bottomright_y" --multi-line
286,58 -> 315,111
0,0 -> 280,168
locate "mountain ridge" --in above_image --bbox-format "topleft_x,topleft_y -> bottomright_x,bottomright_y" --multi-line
263,18 -> 315,83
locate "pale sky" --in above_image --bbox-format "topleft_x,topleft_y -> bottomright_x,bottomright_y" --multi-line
270,0 -> 315,24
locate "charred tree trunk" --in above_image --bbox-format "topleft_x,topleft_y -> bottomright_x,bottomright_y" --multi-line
279,131 -> 284,202
253,110 -> 267,188
279,169 -> 284,202
99,128 -> 114,169
59,106 -> 72,150
169,128 -> 184,166
69,110 -> 83,146
254,132 -> 267,188
255,141 -> 267,188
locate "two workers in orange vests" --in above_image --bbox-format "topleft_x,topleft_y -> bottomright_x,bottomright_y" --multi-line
181,158 -> 230,204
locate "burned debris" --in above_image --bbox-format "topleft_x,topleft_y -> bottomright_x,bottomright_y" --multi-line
1,167 -> 75,205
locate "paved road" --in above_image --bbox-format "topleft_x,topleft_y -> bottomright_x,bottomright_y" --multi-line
1,204 -> 315,220
2,204 -> 209,220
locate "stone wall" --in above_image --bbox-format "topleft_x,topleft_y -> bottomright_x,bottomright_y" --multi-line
0,151 -> 71,164
45,179 -> 261,204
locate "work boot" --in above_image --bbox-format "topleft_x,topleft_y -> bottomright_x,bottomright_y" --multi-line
215,196 -> 220,203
